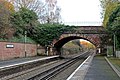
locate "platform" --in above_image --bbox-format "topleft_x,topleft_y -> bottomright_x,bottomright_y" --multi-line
84,56 -> 120,80
67,55 -> 120,80
0,55 -> 59,69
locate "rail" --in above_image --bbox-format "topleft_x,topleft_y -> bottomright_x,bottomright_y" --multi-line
28,51 -> 90,80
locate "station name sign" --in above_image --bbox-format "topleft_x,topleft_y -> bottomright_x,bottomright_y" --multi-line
6,44 -> 14,48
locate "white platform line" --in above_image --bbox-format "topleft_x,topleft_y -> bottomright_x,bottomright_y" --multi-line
66,55 -> 91,80
0,56 -> 59,69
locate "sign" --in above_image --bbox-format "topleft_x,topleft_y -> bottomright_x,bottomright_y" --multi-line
6,44 -> 14,48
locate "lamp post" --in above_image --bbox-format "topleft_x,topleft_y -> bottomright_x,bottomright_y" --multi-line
25,30 -> 27,57
113,31 -> 117,57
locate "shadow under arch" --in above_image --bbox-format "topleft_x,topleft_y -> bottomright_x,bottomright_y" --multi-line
54,36 -> 96,49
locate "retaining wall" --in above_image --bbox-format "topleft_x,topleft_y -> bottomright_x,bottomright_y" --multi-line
0,41 -> 37,60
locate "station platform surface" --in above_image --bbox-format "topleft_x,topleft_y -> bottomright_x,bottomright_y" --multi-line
84,56 -> 120,80
0,55 -> 59,69
67,55 -> 120,80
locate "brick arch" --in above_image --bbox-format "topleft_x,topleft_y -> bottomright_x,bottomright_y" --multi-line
52,26 -> 106,49
51,26 -> 107,55
53,33 -> 101,49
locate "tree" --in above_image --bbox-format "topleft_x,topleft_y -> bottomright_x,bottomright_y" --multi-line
100,0 -> 119,27
72,39 -> 81,47
0,0 -> 15,39
54,6 -> 61,23
7,0 -> 37,9
107,5 -> 120,49
7,0 -> 45,21
7,0 -> 61,23
43,0 -> 61,23
10,7 -> 38,36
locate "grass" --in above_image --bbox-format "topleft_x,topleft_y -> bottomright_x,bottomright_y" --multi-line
95,53 -> 107,56
0,35 -> 36,44
108,57 -> 120,71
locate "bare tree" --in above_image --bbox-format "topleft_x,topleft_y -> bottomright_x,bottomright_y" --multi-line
44,0 -> 61,23
7,0 -> 43,11
54,6 -> 61,23
7,0 -> 61,23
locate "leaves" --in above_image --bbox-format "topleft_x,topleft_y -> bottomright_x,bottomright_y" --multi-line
107,5 -> 120,31
0,0 -> 15,39
30,23 -> 75,46
7,0 -> 61,24
107,5 -> 120,49
100,0 -> 119,28
10,7 -> 38,36
0,0 -> 62,45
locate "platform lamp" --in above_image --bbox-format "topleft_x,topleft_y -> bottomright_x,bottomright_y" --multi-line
25,30 -> 27,57
113,30 -> 117,57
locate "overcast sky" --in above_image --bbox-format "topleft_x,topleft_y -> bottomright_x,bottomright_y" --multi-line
57,0 -> 103,26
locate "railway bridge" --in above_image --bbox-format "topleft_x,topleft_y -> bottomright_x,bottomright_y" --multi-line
51,26 -> 107,54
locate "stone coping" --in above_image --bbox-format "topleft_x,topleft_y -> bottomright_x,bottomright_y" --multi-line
105,57 -> 120,78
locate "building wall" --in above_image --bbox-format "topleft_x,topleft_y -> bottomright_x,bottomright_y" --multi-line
0,42 -> 37,60
37,47 -> 56,56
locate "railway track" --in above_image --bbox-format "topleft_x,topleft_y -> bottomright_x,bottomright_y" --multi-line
0,56 -> 60,80
1,51 -> 93,80
28,51 -> 90,80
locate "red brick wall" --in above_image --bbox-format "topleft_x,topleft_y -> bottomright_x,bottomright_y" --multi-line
0,42 -> 37,60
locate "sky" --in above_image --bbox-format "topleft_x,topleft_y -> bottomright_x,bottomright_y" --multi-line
57,0 -> 103,26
